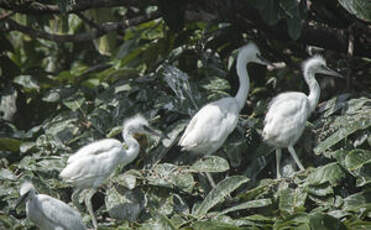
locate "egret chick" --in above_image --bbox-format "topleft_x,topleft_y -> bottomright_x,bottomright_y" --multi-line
178,42 -> 271,186
263,55 -> 342,178
15,182 -> 86,230
59,114 -> 161,229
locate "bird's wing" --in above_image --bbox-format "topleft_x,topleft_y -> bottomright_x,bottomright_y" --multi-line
37,195 -> 85,230
60,146 -> 124,187
67,139 -> 122,164
263,92 -> 310,140
179,98 -> 239,150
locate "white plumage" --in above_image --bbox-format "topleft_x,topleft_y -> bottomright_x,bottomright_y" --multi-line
263,55 -> 342,178
15,182 -> 86,230
60,114 -> 161,229
179,97 -> 240,155
179,42 -> 271,185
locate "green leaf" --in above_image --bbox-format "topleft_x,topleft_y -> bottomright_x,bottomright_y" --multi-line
279,187 -> 307,215
287,15 -> 302,40
219,199 -> 272,216
338,0 -> 371,22
13,75 -> 40,91
146,163 -> 195,193
63,97 -> 85,112
314,117 -> 371,154
259,0 -> 281,25
344,149 -> 371,170
190,156 -> 230,173
36,157 -> 65,172
0,137 -> 22,152
85,8 -> 117,56
354,162 -> 371,187
140,213 -> 177,230
273,213 -> 310,229
112,172 -> 137,190
191,220 -> 242,230
193,176 -> 250,216
343,190 -> 371,213
105,188 -> 145,221
342,149 -> 371,186
280,0 -> 303,40
306,183 -> 334,197
309,212 -> 346,230
306,162 -> 346,186
239,179 -> 275,201
0,168 -> 17,180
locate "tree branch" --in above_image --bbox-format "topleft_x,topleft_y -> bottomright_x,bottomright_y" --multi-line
0,11 -> 15,21
183,0 -> 371,59
0,0 -> 140,15
2,12 -> 160,42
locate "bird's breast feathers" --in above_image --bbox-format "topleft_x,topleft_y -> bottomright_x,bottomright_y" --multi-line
179,98 -> 239,152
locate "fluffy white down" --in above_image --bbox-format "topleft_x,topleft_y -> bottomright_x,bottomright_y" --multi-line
26,194 -> 85,230
263,92 -> 311,148
20,181 -> 35,196
59,139 -> 125,189
123,114 -> 149,132
179,97 -> 240,155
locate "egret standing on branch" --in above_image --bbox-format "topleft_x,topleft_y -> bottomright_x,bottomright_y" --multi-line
60,114 -> 161,229
178,42 -> 271,186
15,182 -> 86,230
263,55 -> 342,178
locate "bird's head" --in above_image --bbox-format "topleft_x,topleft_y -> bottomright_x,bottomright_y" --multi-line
123,114 -> 162,138
303,55 -> 342,78
238,42 -> 272,66
15,182 -> 36,209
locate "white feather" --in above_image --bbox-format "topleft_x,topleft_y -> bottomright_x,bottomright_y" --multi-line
19,182 -> 85,230
179,42 -> 269,156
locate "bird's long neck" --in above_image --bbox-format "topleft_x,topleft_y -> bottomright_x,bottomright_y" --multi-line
304,69 -> 320,113
122,131 -> 140,164
235,52 -> 251,110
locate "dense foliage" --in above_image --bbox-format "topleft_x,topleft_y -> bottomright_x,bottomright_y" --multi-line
0,0 -> 370,229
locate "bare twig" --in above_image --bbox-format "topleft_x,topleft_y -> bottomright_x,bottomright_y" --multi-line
74,12 -> 103,31
0,11 -> 15,21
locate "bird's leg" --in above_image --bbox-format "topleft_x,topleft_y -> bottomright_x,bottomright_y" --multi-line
204,172 -> 216,188
276,149 -> 282,179
71,188 -> 84,212
85,188 -> 98,230
287,146 -> 305,171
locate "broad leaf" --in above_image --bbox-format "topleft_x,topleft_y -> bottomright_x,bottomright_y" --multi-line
193,176 -> 250,216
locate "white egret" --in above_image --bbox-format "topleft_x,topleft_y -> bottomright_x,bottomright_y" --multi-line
15,182 -> 86,230
178,42 -> 271,186
262,55 -> 342,178
59,114 -> 161,229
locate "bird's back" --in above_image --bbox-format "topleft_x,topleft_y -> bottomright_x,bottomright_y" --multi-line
179,97 -> 240,155
30,194 -> 85,230
67,139 -> 122,163
263,92 -> 311,147
60,139 -> 124,189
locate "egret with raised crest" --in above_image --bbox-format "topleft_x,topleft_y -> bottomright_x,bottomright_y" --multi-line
60,114 -> 162,229
262,55 -> 342,178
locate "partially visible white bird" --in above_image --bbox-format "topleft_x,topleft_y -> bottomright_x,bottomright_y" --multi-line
178,42 -> 271,186
262,55 -> 342,178
15,182 -> 86,230
60,114 -> 161,229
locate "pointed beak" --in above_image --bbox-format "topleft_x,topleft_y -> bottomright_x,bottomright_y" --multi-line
256,54 -> 274,68
14,192 -> 29,209
143,125 -> 164,138
322,66 -> 343,78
